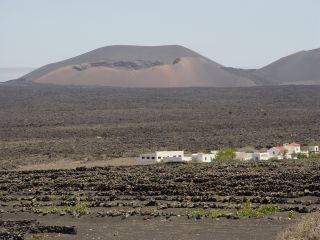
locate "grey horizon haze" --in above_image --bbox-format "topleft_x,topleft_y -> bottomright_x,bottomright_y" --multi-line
0,0 -> 319,81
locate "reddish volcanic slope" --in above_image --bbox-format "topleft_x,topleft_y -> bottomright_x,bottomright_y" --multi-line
18,45 -> 255,88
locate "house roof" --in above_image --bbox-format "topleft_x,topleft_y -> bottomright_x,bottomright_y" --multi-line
287,142 -> 300,147
274,146 -> 287,151
270,142 -> 300,151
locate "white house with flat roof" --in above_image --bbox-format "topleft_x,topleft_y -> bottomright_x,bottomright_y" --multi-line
309,146 -> 319,153
139,151 -> 187,163
252,152 -> 270,161
156,151 -> 184,162
139,153 -> 156,161
235,152 -> 253,161
192,153 -> 216,163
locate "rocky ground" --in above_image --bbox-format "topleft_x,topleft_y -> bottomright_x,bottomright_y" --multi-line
1,160 -> 319,239
1,85 -> 320,239
1,85 -> 320,169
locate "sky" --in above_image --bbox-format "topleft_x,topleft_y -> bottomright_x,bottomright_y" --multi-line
1,0 -> 319,72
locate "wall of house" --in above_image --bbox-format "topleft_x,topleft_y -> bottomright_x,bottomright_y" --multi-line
235,152 -> 253,161
285,146 -> 301,154
139,153 -> 156,161
267,148 -> 281,158
253,152 -> 270,161
193,153 -> 215,162
309,146 -> 319,152
155,151 -> 184,162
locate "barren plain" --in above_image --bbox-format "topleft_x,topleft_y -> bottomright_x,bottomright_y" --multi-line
1,85 -> 320,169
1,85 -> 320,239
2,161 -> 320,239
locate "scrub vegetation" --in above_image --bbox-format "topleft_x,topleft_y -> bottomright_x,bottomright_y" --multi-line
277,212 -> 320,240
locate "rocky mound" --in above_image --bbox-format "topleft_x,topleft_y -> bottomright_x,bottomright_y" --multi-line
254,48 -> 320,85
11,45 -> 255,88
224,48 -> 320,86
9,45 -> 320,87
32,57 -> 255,88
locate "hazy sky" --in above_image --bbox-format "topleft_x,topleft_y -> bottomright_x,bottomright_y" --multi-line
1,0 -> 319,69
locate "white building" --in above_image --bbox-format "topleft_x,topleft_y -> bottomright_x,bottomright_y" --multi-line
309,146 -> 319,153
211,150 -> 219,156
283,143 -> 301,154
252,152 -> 270,161
192,153 -> 216,163
155,151 -> 185,162
161,156 -> 192,163
139,153 -> 156,161
268,146 -> 287,159
138,142 -> 310,164
235,152 -> 253,161
268,142 -> 301,159
139,151 -> 188,163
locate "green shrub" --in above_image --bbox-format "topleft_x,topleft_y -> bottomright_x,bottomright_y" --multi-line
216,147 -> 236,161
237,199 -> 280,217
288,210 -> 296,219
296,153 -> 308,159
34,203 -> 88,214
186,201 -> 280,219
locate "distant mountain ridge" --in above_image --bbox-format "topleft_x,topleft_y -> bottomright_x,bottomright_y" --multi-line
0,68 -> 34,82
254,48 -> 320,85
7,45 -> 320,87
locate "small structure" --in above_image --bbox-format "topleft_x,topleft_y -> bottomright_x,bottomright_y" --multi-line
309,146 -> 319,153
211,150 -> 219,156
235,152 -> 253,161
139,153 -> 156,161
139,151 -> 189,163
161,156 -> 192,163
192,153 -> 216,163
283,143 -> 301,154
252,152 -> 270,161
268,146 -> 287,159
267,142 -> 301,159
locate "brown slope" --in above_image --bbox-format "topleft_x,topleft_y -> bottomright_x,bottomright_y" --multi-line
21,45 -> 217,82
34,57 -> 255,88
254,48 -> 320,85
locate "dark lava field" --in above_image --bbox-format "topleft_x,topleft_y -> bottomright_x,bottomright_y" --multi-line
1,161 -> 320,239
1,85 -> 320,169
1,85 -> 320,239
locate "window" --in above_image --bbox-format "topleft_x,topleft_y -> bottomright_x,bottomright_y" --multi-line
205,157 -> 207,160
173,155 -> 176,157
152,157 -> 155,159
147,157 -> 150,159
178,155 -> 182,157
142,157 -> 145,159
158,157 -> 161,159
